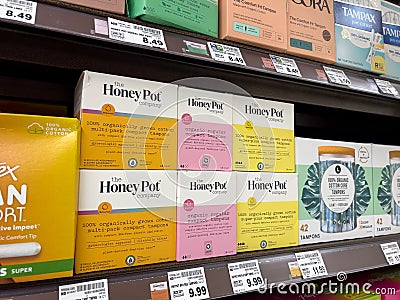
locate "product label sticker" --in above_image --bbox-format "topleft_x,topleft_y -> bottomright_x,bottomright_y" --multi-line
288,261 -> 302,278
295,250 -> 328,279
150,282 -> 170,300
207,42 -> 246,66
94,18 -> 108,35
228,260 -> 264,294
108,17 -> 167,51
374,79 -> 399,96
270,55 -> 302,77
168,267 -> 209,300
381,242 -> 400,265
59,279 -> 109,300
323,66 -> 351,86
0,0 -> 37,24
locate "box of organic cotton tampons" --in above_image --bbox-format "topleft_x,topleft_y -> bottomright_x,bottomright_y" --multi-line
75,71 -> 177,170
296,138 -> 374,245
382,1 -> 400,80
75,170 -> 176,273
372,144 -> 400,236
178,87 -> 232,171
176,171 -> 236,261
232,94 -> 294,173
334,0 -> 385,74
236,172 -> 298,252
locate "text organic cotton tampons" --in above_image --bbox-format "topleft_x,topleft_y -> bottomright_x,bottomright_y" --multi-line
296,138 -> 374,245
176,171 -> 236,261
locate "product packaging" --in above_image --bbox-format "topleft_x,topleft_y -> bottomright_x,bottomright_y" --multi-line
75,71 -> 177,170
61,0 -> 125,14
382,1 -> 400,80
0,113 -> 80,283
296,137 -> 374,245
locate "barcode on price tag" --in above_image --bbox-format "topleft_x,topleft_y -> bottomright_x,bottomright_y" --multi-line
295,250 -> 328,279
168,267 -> 209,300
270,55 -> 302,77
207,42 -> 246,66
59,279 -> 109,300
374,79 -> 399,96
108,17 -> 167,51
227,259 -> 264,294
381,242 -> 400,265
0,0 -> 37,24
323,66 -> 351,86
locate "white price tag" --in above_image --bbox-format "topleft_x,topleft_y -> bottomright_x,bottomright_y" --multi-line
270,55 -> 302,77
168,267 -> 209,300
59,279 -> 109,300
295,250 -> 328,279
228,259 -> 264,294
207,42 -> 246,66
108,17 -> 167,51
374,79 -> 399,96
0,0 -> 36,24
323,66 -> 351,86
381,242 -> 400,265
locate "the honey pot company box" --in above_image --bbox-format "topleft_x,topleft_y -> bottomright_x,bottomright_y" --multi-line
232,94 -> 294,173
75,170 -> 176,273
287,0 -> 336,63
0,113 -> 80,283
75,71 -> 177,170
219,0 -> 287,52
236,172 -> 298,252
296,137 -> 374,245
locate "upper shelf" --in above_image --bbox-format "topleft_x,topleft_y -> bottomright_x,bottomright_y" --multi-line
1,0 -> 400,117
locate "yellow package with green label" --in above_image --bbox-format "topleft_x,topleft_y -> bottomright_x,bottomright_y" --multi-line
0,113 -> 79,283
127,0 -> 218,38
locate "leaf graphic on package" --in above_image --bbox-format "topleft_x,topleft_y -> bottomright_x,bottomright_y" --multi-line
301,162 -> 320,220
355,164 -> 371,217
378,165 -> 391,214
301,163 -> 371,220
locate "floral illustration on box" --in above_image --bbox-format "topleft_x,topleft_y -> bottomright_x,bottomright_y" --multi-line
377,165 -> 392,214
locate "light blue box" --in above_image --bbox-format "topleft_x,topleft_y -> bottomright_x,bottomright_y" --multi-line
334,0 -> 386,74
382,1 -> 400,80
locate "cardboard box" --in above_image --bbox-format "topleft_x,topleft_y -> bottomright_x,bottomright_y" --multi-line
236,172 -> 298,252
287,0 -> 336,63
382,1 -> 400,80
232,94 -> 294,172
372,144 -> 400,236
334,0 -> 385,74
0,113 -> 79,283
75,170 -> 176,273
61,0 -> 125,14
219,0 -> 287,52
176,171 -> 236,261
75,71 -> 177,170
178,87 -> 232,171
296,138 -> 374,245
127,0 -> 218,38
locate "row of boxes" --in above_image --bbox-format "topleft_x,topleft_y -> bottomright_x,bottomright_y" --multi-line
60,0 -> 400,78
75,71 -> 295,172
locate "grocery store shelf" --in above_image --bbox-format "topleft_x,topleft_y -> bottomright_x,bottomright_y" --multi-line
0,235 -> 398,299
1,1 -> 400,118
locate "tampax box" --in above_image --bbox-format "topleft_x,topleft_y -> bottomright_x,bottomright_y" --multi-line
75,170 -> 176,273
372,144 -> 400,236
75,71 -> 177,170
382,1 -> 400,80
176,171 -> 236,261
219,0 -> 287,52
334,0 -> 385,74
0,113 -> 79,283
236,172 -> 298,252
127,0 -> 218,38
296,137 -> 374,245
178,87 -> 232,171
287,0 -> 336,63
232,94 -> 294,173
